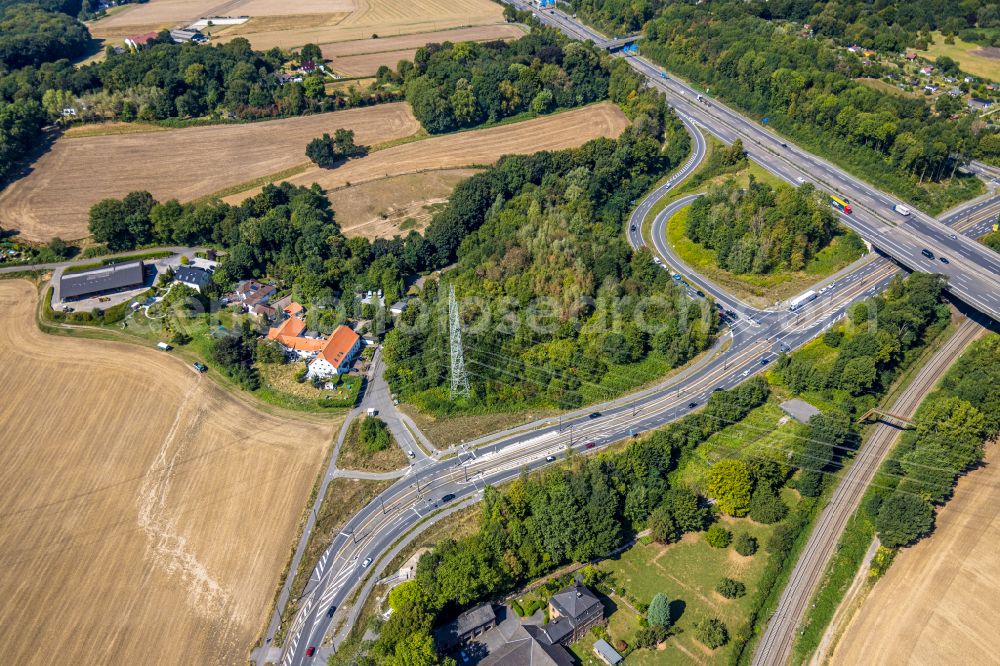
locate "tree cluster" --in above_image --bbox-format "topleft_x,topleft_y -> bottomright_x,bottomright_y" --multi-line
382,123 -> 706,413
393,30 -> 609,133
868,335 -> 1000,548
0,4 -> 90,69
305,128 -> 366,168
360,416 -> 391,453
686,178 -> 843,274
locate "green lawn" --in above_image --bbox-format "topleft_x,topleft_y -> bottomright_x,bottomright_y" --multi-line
673,400 -> 810,493
920,32 -> 1000,82
665,207 -> 864,308
581,518 -> 782,664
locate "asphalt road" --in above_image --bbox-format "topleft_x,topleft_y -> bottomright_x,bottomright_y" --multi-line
275,8 -> 1000,663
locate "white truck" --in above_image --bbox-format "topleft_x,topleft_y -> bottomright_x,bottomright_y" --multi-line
893,204 -> 911,216
156,342 -> 172,351
788,290 -> 817,311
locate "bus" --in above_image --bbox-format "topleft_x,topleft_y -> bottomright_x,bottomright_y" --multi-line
789,290 -> 817,311
829,194 -> 852,214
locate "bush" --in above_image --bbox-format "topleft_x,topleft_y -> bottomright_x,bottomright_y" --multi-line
614,639 -> 627,653
695,617 -> 729,649
733,533 -> 758,556
874,492 -> 933,548
359,416 -> 392,453
716,577 -> 746,599
749,488 -> 789,524
171,330 -> 191,345
634,625 -> 669,649
705,524 -> 732,548
765,523 -> 795,554
511,600 -> 524,617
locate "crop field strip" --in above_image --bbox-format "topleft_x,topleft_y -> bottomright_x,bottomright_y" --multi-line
0,103 -> 420,242
0,280 -> 339,665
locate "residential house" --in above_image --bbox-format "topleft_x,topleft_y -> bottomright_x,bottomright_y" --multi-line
923,84 -> 939,94
434,604 -> 497,652
174,266 -> 212,293
267,304 -> 326,357
970,98 -> 995,111
547,582 -> 605,644
948,87 -> 963,97
308,325 -> 361,378
234,279 -> 276,311
919,65 -> 934,76
59,260 -> 146,301
474,609 -> 575,666
250,303 -> 276,320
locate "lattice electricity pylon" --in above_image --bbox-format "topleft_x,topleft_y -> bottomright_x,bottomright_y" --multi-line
449,285 -> 470,400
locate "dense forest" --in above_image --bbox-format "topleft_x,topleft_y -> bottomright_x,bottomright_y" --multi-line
381,60 -> 705,412
0,4 -> 90,69
363,378 -> 771,664
868,333 -> 1000,549
380,29 -> 609,133
572,0 -> 1000,49
685,178 -> 844,274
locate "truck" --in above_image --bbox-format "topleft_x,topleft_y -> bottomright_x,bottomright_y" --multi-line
156,342 -> 172,351
829,194 -> 852,214
788,290 -> 817,311
893,204 -> 911,216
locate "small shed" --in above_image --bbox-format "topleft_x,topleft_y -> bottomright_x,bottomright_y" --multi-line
781,398 -> 820,424
593,639 -> 623,665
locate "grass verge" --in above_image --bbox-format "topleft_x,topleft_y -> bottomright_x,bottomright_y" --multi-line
337,419 -> 409,473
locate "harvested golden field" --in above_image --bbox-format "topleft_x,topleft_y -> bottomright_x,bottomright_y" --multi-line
227,102 -> 631,206
0,103 -> 420,242
323,24 -> 526,75
213,0 -> 506,50
833,441 -> 1000,665
0,279 -> 339,666
329,168 -> 479,239
88,0 -> 230,38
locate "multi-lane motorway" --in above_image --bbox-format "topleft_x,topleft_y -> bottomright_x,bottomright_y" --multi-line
275,8 -> 1000,664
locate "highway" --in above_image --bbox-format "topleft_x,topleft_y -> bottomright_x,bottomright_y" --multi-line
274,8 -> 1000,664
518,0 -> 1000,319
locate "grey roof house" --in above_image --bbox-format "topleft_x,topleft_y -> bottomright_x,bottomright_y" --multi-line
434,604 -> 497,652
547,582 -> 605,643
174,266 -> 212,293
59,260 -> 146,300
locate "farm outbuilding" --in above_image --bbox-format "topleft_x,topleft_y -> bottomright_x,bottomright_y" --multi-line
59,260 -> 146,300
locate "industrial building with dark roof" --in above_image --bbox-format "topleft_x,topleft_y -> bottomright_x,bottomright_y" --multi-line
59,260 -> 146,300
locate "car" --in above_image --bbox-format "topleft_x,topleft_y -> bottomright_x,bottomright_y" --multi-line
780,343 -> 790,352
760,357 -> 770,365
781,142 -> 788,147
361,557 -> 373,568
687,401 -> 698,409
796,176 -> 805,183
653,257 -> 662,265
589,411 -> 601,419
696,290 -> 706,298
407,449 -> 415,458
545,455 -> 556,462
441,493 -> 456,503
713,387 -> 724,392
819,286 -> 827,294
327,605 -> 337,617
630,224 -> 636,231
715,302 -> 724,310
921,248 -> 934,259
306,646 -> 316,657
193,362 -> 208,373
949,233 -> 957,240
584,442 -> 596,449
741,369 -> 751,377
672,273 -> 681,280
62,305 -> 74,313
939,256 -> 950,264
